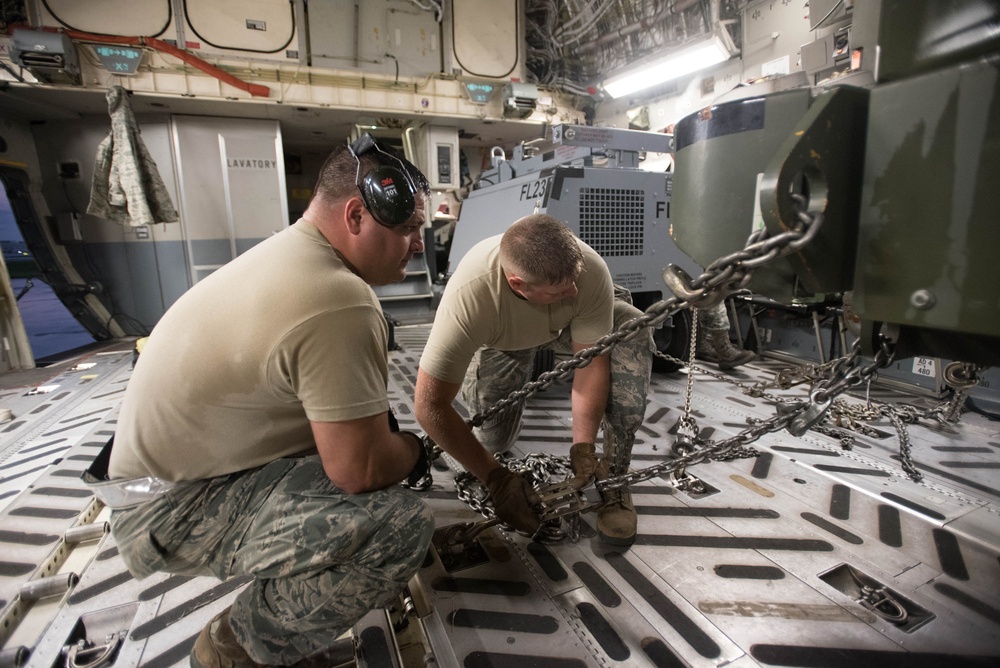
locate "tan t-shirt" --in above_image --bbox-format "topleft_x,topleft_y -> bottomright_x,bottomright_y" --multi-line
420,235 -> 613,384
110,220 -> 389,481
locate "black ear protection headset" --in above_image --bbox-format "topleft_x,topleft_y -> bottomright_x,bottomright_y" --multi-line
348,132 -> 418,228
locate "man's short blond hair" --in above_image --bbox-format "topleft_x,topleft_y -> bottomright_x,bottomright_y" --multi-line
499,214 -> 585,285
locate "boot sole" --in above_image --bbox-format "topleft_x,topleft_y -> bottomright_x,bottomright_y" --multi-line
189,653 -> 210,668
598,530 -> 637,547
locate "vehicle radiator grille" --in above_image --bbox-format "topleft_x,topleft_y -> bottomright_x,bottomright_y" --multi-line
578,187 -> 644,257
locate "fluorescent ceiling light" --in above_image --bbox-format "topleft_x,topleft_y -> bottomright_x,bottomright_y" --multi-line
602,33 -> 733,99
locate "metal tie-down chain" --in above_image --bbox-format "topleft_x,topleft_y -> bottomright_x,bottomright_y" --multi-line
665,304 -> 714,493
660,344 -> 981,483
817,360 -> 983,480
466,194 -> 826,431
446,197 -> 916,533
452,453 -> 574,542
653,348 -> 840,403
678,305 -> 700,438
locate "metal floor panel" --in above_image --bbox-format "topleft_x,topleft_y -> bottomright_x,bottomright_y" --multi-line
398,325 -> 1000,667
0,325 -> 998,667
0,352 -> 130,652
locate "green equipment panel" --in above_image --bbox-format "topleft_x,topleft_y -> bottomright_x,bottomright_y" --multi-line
853,58 -> 1000,340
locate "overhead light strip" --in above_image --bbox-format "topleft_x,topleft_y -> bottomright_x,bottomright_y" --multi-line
602,33 -> 732,99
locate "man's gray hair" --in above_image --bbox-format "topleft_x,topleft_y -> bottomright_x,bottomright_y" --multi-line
499,214 -> 585,285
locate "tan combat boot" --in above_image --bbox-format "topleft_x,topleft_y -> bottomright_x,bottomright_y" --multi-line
191,607 -> 265,668
191,607 -> 354,668
568,441 -> 598,489
596,483 -> 636,547
705,329 -> 755,371
594,436 -> 637,547
695,328 -> 720,365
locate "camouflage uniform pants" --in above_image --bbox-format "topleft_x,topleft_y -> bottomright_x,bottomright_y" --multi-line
109,455 -> 434,665
461,288 -> 653,475
698,301 -> 730,331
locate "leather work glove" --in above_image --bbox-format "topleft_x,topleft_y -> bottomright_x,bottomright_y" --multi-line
486,467 -> 542,535
568,441 -> 598,490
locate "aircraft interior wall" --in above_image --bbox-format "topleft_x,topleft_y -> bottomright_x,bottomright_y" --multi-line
27,117 -> 180,334
0,116 -> 44,181
2,113 -> 294,338
0,119 -> 39,370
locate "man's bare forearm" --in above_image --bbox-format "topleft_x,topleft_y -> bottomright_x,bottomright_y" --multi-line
415,369 -> 502,482
571,352 -> 610,444
423,405 -> 501,482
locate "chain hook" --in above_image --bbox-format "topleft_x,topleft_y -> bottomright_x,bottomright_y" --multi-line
787,389 -> 834,436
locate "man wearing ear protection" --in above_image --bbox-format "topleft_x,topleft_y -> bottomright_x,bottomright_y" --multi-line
415,214 -> 653,548
100,135 -> 434,667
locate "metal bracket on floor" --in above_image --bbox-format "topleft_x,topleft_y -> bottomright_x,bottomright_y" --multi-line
63,632 -> 121,668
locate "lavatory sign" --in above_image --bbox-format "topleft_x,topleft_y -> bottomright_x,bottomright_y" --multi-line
220,136 -> 286,240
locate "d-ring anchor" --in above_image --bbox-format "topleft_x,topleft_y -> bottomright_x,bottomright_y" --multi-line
856,585 -> 908,625
64,633 -> 121,668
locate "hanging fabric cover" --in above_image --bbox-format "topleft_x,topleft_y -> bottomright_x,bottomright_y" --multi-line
87,85 -> 179,227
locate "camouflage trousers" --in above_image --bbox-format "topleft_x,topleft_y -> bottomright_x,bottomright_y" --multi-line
698,301 -> 730,331
109,455 -> 433,665
462,289 -> 653,476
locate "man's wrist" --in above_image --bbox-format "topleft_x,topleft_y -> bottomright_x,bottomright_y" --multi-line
400,431 -> 430,486
399,430 -> 423,451
399,431 -> 424,468
486,466 -> 508,489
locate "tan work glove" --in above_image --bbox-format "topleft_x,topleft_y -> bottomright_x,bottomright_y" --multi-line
486,467 -> 542,535
568,441 -> 598,490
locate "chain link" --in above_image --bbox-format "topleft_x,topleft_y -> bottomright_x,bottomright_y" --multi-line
467,198 -> 826,429
454,452 -> 572,518
678,309 -> 700,438
467,311 -> 670,428
819,361 -> 983,481
653,348 -> 795,404
939,361 -> 983,422
453,452 -> 574,540
457,197 -> 836,504
446,195 -> 972,525
598,411 -> 792,491
601,337 -> 906,490
655,327 -> 955,485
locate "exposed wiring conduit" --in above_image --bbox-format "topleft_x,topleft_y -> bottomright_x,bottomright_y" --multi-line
405,0 -> 443,23
552,0 -> 619,47
577,0 -> 701,54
